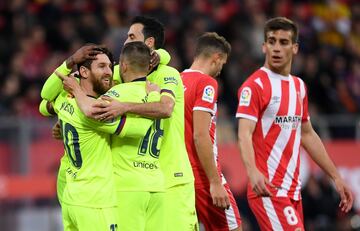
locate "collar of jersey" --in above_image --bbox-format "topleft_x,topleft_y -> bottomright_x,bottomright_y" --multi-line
86,95 -> 97,99
261,67 -> 291,81
183,69 -> 204,74
131,76 -> 147,82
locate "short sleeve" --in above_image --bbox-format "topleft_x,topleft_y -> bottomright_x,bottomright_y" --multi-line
112,65 -> 123,85
156,48 -> 171,65
157,66 -> 181,101
235,80 -> 262,122
41,61 -> 72,101
193,76 -> 218,115
116,115 -> 153,138
302,82 -> 310,122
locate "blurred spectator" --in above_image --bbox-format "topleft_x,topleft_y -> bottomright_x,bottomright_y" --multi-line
1,0 -> 359,118
0,1 -> 359,231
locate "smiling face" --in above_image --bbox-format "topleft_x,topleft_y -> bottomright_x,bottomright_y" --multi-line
89,53 -> 113,95
262,29 -> 298,75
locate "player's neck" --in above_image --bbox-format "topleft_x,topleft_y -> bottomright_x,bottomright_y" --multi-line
122,72 -> 147,83
264,63 -> 291,76
190,59 -> 213,77
80,80 -> 99,98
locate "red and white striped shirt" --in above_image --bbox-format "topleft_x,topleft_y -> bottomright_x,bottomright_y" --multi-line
182,69 -> 225,188
236,67 -> 309,200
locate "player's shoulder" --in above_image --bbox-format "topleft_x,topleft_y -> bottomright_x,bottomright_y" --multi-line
291,74 -> 306,86
240,68 -> 268,89
182,70 -> 216,84
156,64 -> 180,75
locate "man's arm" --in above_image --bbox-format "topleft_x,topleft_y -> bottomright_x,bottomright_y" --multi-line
193,110 -> 230,209
39,99 -> 56,116
126,95 -> 174,118
237,118 -> 273,197
41,45 -> 103,101
301,121 -> 353,212
92,94 -> 174,121
55,72 -> 96,117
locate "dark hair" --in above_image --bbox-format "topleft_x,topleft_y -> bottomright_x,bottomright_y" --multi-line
264,17 -> 298,43
121,41 -> 151,72
131,16 -> 165,49
77,45 -> 114,75
194,32 -> 231,58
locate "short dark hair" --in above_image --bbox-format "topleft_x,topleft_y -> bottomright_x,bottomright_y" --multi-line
264,17 -> 298,43
77,45 -> 114,74
121,41 -> 151,73
131,16 -> 165,49
194,32 -> 231,58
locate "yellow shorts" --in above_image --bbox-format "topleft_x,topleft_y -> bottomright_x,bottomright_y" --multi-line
117,191 -> 165,231
62,204 -> 118,231
164,182 -> 198,231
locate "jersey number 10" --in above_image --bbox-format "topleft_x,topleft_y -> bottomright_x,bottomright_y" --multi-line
59,120 -> 83,169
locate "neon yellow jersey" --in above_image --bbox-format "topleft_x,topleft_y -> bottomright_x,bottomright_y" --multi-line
148,64 -> 194,188
53,90 -> 123,208
104,79 -> 165,192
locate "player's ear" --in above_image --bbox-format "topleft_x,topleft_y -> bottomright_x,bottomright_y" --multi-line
144,37 -> 155,48
79,66 -> 89,79
262,42 -> 266,54
120,61 -> 127,73
292,43 -> 299,55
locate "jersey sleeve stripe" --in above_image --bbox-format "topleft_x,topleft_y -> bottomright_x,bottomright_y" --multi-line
115,115 -> 126,135
193,106 -> 215,115
160,89 -> 175,98
236,113 -> 258,122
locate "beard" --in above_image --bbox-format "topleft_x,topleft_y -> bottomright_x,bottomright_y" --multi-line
91,74 -> 112,95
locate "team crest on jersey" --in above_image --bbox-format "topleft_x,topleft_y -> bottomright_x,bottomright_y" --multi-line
202,85 -> 215,103
239,87 -> 251,106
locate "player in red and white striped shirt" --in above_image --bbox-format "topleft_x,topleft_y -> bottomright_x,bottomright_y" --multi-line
236,17 -> 353,230
182,32 -> 242,231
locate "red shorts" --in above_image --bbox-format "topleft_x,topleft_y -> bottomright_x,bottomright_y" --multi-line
195,183 -> 241,231
248,196 -> 304,231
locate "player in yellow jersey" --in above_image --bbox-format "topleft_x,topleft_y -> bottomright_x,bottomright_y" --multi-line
60,42 -> 165,231
39,43 -> 169,206
40,47 -> 121,231
90,16 -> 197,231
40,46 -> 155,231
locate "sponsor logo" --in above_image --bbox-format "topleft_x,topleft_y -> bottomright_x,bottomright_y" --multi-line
274,115 -> 301,130
133,161 -> 159,169
105,90 -> 119,98
239,87 -> 251,106
202,85 -> 215,103
164,76 -> 178,85
270,96 -> 281,105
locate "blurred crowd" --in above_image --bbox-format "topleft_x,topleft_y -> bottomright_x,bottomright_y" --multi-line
0,0 -> 359,119
1,1 -> 360,230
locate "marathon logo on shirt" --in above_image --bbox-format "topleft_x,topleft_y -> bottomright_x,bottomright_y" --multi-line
164,76 -> 178,85
239,87 -> 251,106
202,85 -> 215,103
104,89 -> 119,98
275,115 -> 302,130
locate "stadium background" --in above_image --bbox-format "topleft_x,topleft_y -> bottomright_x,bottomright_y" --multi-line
0,0 -> 359,230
